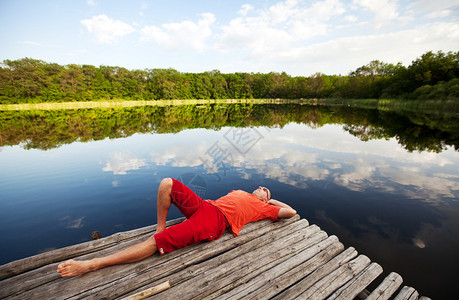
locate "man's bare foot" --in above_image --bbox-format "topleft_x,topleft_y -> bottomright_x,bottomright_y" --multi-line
57,259 -> 97,277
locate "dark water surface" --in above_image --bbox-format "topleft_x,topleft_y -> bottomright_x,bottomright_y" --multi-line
1,103 -> 458,298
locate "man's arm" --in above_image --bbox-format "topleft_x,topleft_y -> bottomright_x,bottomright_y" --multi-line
268,199 -> 297,219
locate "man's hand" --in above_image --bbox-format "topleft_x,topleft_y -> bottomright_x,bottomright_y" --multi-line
268,199 -> 297,219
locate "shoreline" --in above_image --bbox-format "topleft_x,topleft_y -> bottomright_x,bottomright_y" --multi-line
0,98 -> 457,112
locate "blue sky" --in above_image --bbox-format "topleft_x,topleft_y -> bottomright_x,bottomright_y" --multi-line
1,0 -> 458,76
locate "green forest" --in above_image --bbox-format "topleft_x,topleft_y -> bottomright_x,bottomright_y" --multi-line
1,51 -> 458,104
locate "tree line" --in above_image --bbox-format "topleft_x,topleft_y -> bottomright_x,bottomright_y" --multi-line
0,51 -> 458,104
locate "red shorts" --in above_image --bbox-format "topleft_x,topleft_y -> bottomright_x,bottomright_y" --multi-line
154,178 -> 228,255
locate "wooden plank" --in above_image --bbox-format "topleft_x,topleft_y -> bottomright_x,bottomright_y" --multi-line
232,236 -> 345,300
0,225 -> 165,299
2,219 -> 201,299
327,262 -> 383,300
0,218 -> 184,280
117,218 -> 307,300
60,216 -> 302,300
0,216 -> 431,300
409,291 -> 420,300
195,234 -> 327,300
394,286 -> 419,300
2,212 -> 276,296
110,217 -> 307,300
156,221 -> 322,300
211,232 -> 334,300
271,246 -> 358,300
298,254 -> 371,299
0,232 -> 159,299
366,272 -> 403,300
120,280 -> 170,300
104,217 -> 303,300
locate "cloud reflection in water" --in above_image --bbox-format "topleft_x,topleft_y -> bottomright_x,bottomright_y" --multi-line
137,123 -> 458,204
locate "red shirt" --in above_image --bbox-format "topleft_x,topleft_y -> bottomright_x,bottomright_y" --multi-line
207,190 -> 281,236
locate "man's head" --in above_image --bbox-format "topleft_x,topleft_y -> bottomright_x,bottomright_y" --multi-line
253,186 -> 271,203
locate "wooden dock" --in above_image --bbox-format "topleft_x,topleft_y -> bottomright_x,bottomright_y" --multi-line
0,215 -> 431,299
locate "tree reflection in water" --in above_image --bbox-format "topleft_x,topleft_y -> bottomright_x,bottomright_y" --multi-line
1,103 -> 458,152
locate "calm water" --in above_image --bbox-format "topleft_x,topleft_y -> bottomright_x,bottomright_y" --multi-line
0,104 -> 458,298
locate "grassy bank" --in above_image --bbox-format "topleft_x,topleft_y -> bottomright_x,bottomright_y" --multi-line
0,99 -> 324,111
316,98 -> 459,112
0,98 -> 457,112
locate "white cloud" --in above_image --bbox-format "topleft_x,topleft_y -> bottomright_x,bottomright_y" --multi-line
353,0 -> 399,29
60,216 -> 85,229
218,17 -> 292,54
238,4 -> 254,16
266,0 -> 299,23
102,152 -> 147,175
22,40 -> 41,46
344,14 -> 358,22
140,1 -> 149,17
258,20 -> 459,75
81,14 -> 135,44
426,9 -> 453,19
2,0 -> 458,76
77,1 -> 457,75
150,143 -> 208,167
381,168 -> 459,200
209,0 -> 458,75
140,13 -> 216,51
218,0 -> 346,55
407,0 -> 459,19
333,158 -> 377,190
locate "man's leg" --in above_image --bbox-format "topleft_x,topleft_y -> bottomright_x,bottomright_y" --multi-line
57,177 -> 199,277
156,177 -> 204,235
57,236 -> 157,277
57,178 -> 175,277
155,178 -> 173,234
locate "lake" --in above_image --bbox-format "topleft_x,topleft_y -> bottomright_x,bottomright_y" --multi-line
0,102 -> 458,298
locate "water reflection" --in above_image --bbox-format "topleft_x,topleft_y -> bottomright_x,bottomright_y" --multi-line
1,103 -> 458,298
103,152 -> 147,175
142,123 -> 458,204
1,103 -> 458,152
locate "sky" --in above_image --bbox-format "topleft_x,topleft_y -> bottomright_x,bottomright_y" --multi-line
0,0 -> 458,76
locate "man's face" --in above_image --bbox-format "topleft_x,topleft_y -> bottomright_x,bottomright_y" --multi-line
253,186 -> 271,202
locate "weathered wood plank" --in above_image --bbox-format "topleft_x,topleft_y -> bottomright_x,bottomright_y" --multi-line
271,246 -> 358,300
231,236 -> 345,300
394,286 -> 419,300
2,219 -> 199,299
201,228 -> 329,300
366,272 -> 403,300
409,291 -> 420,300
120,280 -> 170,300
0,219 -> 288,298
105,217 -> 307,300
250,239 -> 345,300
0,216 -> 432,300
0,232 -> 159,299
115,218 -> 306,300
327,262 -> 383,300
0,218 -> 185,280
297,254 -> 371,299
62,216 -> 302,300
1,221 -> 176,299
155,220 -> 321,300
